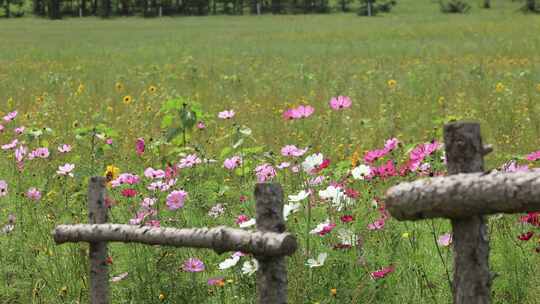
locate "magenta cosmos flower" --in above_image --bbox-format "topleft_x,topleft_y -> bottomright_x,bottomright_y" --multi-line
218,110 -> 235,119
183,258 -> 205,272
166,190 -> 188,210
329,96 -> 352,110
135,138 -> 145,156
254,163 -> 276,182
370,265 -> 395,280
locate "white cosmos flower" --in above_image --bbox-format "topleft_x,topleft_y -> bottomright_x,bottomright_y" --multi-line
337,228 -> 358,246
219,255 -> 241,270
306,252 -> 328,268
239,218 -> 256,228
288,190 -> 310,202
302,153 -> 323,173
283,203 -> 301,221
351,164 -> 371,180
319,185 -> 353,211
241,259 -> 259,276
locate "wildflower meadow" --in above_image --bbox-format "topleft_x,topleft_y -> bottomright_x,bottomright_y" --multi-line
2,1 -> 540,303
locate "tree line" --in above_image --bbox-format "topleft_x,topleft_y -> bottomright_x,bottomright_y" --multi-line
0,0 -> 537,19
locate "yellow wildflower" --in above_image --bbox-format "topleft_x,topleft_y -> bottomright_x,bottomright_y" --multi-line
536,83 -> 540,93
148,85 -> 157,94
495,82 -> 505,93
351,150 -> 360,167
159,292 -> 166,301
105,165 -> 120,182
402,232 -> 410,238
387,79 -> 397,89
115,82 -> 124,92
330,288 -> 337,296
77,83 -> 85,95
123,95 -> 132,105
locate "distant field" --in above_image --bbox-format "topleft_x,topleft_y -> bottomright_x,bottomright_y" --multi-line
1,1 -> 540,303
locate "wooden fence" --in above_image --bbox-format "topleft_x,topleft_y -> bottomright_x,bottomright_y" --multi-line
52,121 -> 540,304
52,179 -> 296,304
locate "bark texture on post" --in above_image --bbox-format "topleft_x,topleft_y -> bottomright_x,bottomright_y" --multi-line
444,123 -> 490,304
88,177 -> 109,304
53,224 -> 297,256
386,171 -> 540,220
255,183 -> 288,304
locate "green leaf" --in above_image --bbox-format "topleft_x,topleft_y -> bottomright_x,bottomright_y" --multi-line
166,126 -> 184,142
220,147 -> 233,159
161,114 -> 175,128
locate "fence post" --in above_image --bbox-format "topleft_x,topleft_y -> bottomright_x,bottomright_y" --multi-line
255,183 -> 287,304
444,122 -> 490,304
88,177 -> 109,304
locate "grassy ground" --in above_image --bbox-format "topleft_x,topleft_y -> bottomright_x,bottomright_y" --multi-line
1,0 -> 540,303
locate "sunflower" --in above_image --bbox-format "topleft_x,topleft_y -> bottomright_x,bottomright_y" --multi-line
148,85 -> 157,94
123,95 -> 132,104
387,79 -> 397,89
115,82 -> 124,92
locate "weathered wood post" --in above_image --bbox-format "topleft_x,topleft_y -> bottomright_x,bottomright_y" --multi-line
444,122 -> 490,304
255,183 -> 288,304
88,177 -> 109,304
386,121 -> 540,304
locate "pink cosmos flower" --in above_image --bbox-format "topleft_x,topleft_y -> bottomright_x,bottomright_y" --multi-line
14,145 -> 27,163
166,190 -> 188,210
255,163 -> 276,182
129,211 -> 147,225
197,121 -> 206,129
207,277 -> 225,286
183,258 -> 205,272
281,145 -> 308,157
1,139 -> 18,150
135,138 -> 145,156
26,188 -> 41,201
277,162 -> 290,169
57,163 -> 75,177
141,197 -> 156,209
145,220 -> 160,227
329,96 -> 352,110
224,156 -> 242,170
318,223 -> 336,236
437,233 -> 452,247
0,125 -> 4,132
14,126 -> 25,135
282,105 -> 314,120
106,138 -> 113,145
367,218 -> 386,230
364,138 -> 400,164
144,167 -> 165,179
218,110 -> 235,119
111,173 -> 140,187
3,111 -> 17,122
58,144 -> 72,153
370,265 -> 395,280
526,151 -> 540,161
503,160 -> 529,173
178,154 -> 202,169
28,147 -> 50,160
0,180 -> 8,197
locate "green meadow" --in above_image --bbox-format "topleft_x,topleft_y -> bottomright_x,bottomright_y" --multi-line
1,0 -> 540,303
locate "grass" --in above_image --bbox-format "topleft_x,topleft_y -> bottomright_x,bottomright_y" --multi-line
1,0 -> 540,303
